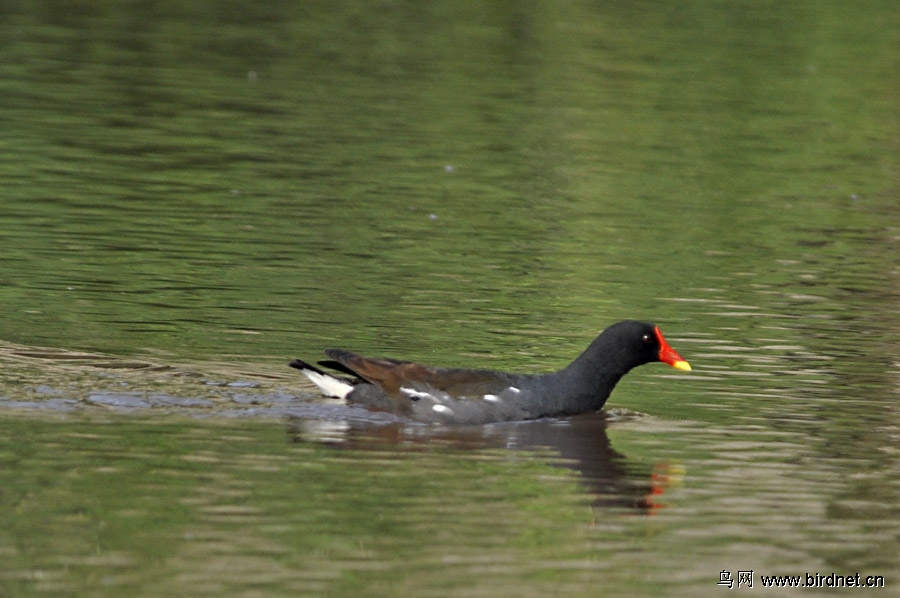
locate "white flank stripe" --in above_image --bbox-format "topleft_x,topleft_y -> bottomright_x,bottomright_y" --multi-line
508,387 -> 521,394
432,404 -> 453,414
483,394 -> 499,402
400,387 -> 436,401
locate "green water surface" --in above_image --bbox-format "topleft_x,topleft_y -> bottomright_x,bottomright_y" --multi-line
1,1 -> 899,596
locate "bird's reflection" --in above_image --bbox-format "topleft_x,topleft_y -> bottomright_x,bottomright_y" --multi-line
288,411 -> 682,514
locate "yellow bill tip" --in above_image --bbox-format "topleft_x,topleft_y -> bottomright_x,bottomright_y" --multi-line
671,360 -> 692,372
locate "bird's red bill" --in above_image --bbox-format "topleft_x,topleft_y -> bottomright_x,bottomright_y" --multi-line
654,326 -> 692,371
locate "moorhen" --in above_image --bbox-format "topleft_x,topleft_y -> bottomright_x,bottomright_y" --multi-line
290,320 -> 691,425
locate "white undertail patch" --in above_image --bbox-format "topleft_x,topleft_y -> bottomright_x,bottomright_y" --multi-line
300,369 -> 353,399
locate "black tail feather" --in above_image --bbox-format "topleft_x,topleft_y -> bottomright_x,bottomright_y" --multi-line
316,359 -> 361,378
289,359 -> 327,375
290,358 -> 363,382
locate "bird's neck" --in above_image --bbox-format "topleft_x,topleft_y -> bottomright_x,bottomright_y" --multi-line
552,339 -> 636,411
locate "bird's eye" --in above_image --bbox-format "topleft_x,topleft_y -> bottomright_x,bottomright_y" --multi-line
642,334 -> 653,344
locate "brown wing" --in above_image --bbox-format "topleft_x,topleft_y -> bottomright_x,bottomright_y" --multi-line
323,349 -> 514,399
